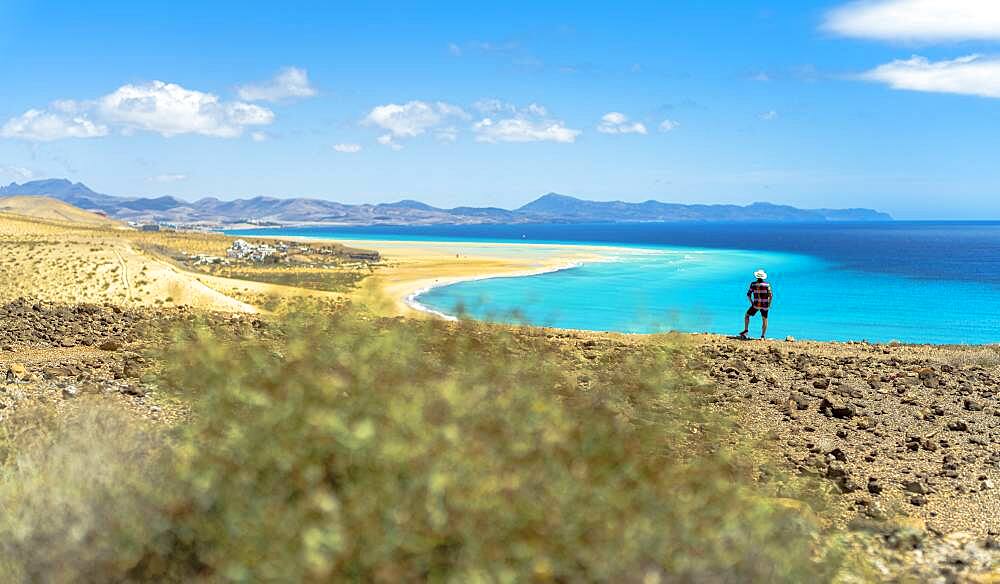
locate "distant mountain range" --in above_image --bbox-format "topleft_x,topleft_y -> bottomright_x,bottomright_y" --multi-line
0,179 -> 892,225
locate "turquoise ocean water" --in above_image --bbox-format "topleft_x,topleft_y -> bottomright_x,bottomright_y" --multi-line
227,223 -> 1000,345
418,247 -> 1000,344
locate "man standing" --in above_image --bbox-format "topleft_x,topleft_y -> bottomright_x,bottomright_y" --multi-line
740,269 -> 772,340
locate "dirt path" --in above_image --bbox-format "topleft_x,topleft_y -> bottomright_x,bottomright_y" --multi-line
0,214 -> 257,312
112,247 -> 133,302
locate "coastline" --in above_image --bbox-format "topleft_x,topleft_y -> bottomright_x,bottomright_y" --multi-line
228,232 -> 1000,344
333,239 -> 631,318
239,235 -> 641,318
402,260 -> 586,321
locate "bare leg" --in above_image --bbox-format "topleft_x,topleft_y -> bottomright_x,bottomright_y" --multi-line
761,317 -> 768,339
741,313 -> 750,335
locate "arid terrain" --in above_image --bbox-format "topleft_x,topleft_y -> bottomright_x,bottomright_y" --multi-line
0,211 -> 253,311
1,200 -> 998,582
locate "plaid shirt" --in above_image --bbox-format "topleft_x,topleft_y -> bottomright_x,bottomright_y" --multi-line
748,280 -> 772,309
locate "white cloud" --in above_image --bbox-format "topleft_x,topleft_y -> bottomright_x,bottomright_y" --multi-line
3,80 -> 279,142
98,81 -> 274,138
376,134 -> 403,150
859,54 -> 1000,98
473,104 -> 580,144
364,100 -> 468,146
473,99 -> 500,113
759,110 -> 779,121
472,100 -> 550,117
147,173 -> 187,183
473,98 -> 513,115
236,67 -> 318,102
0,165 -> 36,181
526,103 -> 548,116
364,99 -> 577,144
333,143 -> 362,153
251,131 -> 268,142
658,119 -> 680,132
435,127 -> 459,142
596,112 -> 648,135
824,0 -> 1000,42
0,108 -> 108,141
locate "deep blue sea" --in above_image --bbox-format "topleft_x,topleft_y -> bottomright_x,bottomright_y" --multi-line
226,222 -> 1000,345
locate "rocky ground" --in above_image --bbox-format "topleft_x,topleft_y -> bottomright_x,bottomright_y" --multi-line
700,335 -> 1000,582
0,299 -> 268,426
495,326 -> 1000,581
2,297 -> 999,581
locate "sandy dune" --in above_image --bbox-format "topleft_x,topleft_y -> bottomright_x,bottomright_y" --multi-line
0,213 -> 256,312
0,196 -> 125,228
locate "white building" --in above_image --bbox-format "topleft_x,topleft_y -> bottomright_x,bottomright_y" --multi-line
226,239 -> 278,262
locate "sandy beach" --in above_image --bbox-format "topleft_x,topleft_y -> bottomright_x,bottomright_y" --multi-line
262,237 -> 638,317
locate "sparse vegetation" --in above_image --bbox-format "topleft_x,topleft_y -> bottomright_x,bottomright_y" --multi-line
0,308 -> 840,582
138,234 -> 377,294
201,264 -> 368,292
943,345 -> 1000,369
0,402 -> 169,583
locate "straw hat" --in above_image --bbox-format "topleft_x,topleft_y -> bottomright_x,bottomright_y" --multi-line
754,269 -> 768,280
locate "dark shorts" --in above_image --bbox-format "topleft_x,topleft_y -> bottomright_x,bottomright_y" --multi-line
746,307 -> 769,318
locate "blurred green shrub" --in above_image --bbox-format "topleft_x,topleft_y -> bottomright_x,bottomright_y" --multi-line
0,402 -> 170,583
147,312 -> 836,582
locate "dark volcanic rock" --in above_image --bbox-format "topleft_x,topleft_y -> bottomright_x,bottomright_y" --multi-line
867,477 -> 883,495
788,391 -> 811,410
99,339 -> 122,351
903,480 -> 931,495
948,420 -> 970,432
122,358 -> 142,379
0,299 -> 143,349
820,394 -> 857,419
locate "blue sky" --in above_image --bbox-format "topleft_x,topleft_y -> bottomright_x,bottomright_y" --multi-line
2,0 -> 1000,218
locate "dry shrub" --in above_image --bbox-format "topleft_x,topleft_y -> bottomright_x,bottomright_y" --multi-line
0,401 -> 170,583
945,346 -> 1000,370
148,310 -> 838,582
0,308 -> 843,582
